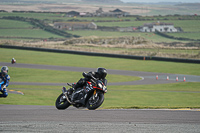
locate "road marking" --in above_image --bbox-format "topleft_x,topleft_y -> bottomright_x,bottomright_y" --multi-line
8,89 -> 24,95
171,108 -> 200,111
172,108 -> 191,111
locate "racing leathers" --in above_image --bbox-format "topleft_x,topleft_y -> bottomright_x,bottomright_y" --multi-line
74,71 -> 107,89
68,71 -> 107,95
0,72 -> 10,98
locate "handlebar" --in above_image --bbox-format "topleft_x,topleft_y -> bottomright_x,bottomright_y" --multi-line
67,83 -> 72,87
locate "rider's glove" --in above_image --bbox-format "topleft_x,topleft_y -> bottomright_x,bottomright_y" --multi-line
2,85 -> 6,89
82,72 -> 87,77
1,85 -> 6,91
87,73 -> 93,78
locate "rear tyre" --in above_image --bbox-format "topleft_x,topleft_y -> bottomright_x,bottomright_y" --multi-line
86,92 -> 104,110
55,93 -> 71,110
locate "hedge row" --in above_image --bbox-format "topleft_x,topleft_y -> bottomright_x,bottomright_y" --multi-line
155,30 -> 200,42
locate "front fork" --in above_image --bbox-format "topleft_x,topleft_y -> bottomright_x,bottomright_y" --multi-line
58,87 -> 67,103
92,90 -> 98,100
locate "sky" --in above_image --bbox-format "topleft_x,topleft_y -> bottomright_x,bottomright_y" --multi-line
121,0 -> 200,3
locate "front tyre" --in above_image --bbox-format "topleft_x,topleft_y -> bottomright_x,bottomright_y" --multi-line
55,93 -> 71,110
86,92 -> 104,110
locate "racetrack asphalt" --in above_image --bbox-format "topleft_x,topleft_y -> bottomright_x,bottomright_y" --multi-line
0,105 -> 200,133
1,62 -> 200,132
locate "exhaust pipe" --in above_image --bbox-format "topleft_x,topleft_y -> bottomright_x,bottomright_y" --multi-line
62,87 -> 74,104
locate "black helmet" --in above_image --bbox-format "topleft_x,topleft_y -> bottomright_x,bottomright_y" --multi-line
1,66 -> 8,76
97,67 -> 107,79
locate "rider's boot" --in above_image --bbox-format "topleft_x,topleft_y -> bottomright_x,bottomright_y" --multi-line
67,79 -> 84,95
67,87 -> 74,95
0,88 -> 8,98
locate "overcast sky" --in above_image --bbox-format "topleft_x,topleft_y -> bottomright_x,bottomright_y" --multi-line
121,0 -> 200,3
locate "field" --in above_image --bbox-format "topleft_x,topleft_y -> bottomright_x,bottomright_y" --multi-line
0,12 -> 200,59
0,48 -> 200,109
0,19 -> 65,39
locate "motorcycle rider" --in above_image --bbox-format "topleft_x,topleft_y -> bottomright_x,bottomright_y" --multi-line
68,67 -> 107,95
0,66 -> 10,98
11,58 -> 16,64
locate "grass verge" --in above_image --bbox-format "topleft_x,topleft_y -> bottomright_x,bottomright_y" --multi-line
102,82 -> 200,109
0,48 -> 199,109
9,67 -> 141,83
0,48 -> 200,75
1,82 -> 200,109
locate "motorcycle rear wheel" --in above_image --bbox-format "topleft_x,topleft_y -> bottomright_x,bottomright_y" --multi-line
86,92 -> 104,110
55,93 -> 71,110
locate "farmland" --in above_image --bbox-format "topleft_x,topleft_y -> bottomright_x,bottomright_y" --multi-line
0,2 -> 200,59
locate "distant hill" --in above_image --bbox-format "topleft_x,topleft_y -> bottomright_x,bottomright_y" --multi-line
82,0 -> 123,4
0,0 -> 124,4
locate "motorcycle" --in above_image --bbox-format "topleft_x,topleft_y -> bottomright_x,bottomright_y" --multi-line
55,77 -> 107,110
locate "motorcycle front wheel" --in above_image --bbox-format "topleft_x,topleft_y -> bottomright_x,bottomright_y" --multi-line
86,92 -> 104,110
55,93 -> 71,110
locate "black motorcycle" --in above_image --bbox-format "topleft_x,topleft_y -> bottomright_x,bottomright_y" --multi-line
55,78 -> 107,110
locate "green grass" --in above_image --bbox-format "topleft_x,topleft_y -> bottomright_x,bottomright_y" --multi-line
0,18 -> 65,39
0,19 -> 33,28
0,48 -> 199,75
0,45 -> 199,109
95,20 -> 200,32
172,20 -> 200,32
0,29 -> 64,38
1,13 -> 200,32
0,8 -> 199,109
9,67 -> 141,83
1,85 -> 59,105
1,12 -> 200,42
1,82 -> 200,109
0,18 -> 63,39
167,32 -> 200,40
102,82 -> 200,109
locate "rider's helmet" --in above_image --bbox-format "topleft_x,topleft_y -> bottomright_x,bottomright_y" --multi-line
1,66 -> 9,76
97,67 -> 107,79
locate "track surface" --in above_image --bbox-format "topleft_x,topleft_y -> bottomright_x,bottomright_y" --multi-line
0,62 -> 200,132
0,105 -> 200,133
